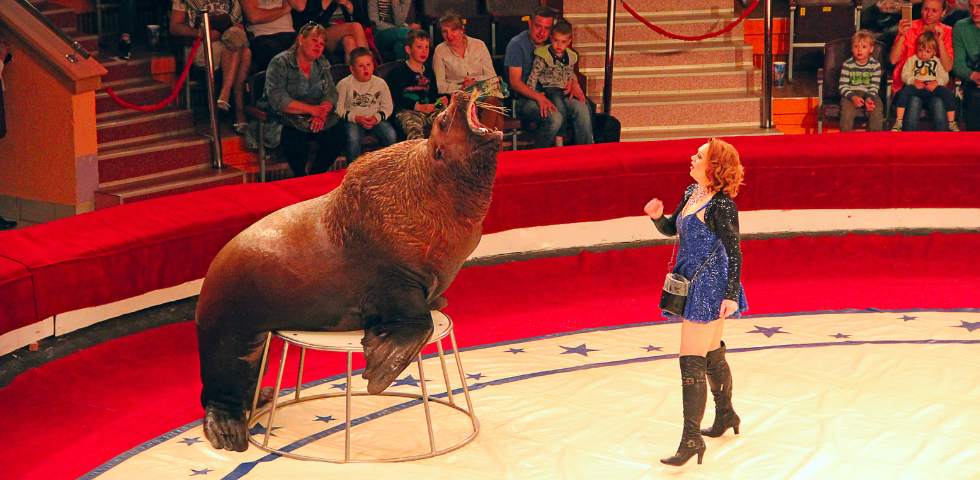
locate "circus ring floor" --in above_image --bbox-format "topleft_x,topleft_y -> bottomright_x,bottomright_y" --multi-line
1,134 -> 979,480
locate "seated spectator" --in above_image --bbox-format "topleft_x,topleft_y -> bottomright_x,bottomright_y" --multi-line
943,0 -> 971,26
170,0 -> 251,131
839,30 -> 884,132
292,0 -> 369,64
505,6 -> 563,149
953,0 -> 980,130
893,31 -> 959,130
889,0 -> 954,130
388,29 -> 447,140
526,19 -> 593,145
258,23 -> 344,176
241,0 -> 304,72
369,0 -> 419,61
335,47 -> 397,162
432,13 -> 504,132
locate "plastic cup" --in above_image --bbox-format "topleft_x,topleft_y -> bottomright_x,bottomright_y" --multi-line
774,61 -> 787,87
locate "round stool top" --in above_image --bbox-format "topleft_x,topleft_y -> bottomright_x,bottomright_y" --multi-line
274,311 -> 453,352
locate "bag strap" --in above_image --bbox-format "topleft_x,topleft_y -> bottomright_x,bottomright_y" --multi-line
690,244 -> 721,283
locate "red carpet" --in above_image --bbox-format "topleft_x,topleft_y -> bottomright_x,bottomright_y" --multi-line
1,233 -> 978,480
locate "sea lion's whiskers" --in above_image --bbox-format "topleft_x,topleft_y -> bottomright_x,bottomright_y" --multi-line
474,101 -> 510,114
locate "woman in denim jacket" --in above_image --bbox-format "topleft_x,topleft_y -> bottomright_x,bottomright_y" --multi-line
255,23 -> 345,176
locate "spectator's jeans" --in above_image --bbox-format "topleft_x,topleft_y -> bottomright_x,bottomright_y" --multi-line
839,93 -> 884,132
279,122 -> 344,177
342,120 -> 398,162
375,27 -> 411,61
515,97 -> 564,149
963,82 -> 980,131
540,88 -> 594,145
902,95 -> 949,131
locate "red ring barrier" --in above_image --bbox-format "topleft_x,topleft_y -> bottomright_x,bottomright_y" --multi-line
104,36 -> 202,112
621,0 -> 759,42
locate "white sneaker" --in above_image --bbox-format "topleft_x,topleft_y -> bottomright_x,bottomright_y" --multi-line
949,121 -> 960,132
890,120 -> 903,132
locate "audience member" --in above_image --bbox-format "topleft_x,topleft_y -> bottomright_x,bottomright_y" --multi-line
259,23 -> 344,176
525,19 -> 593,145
952,0 -> 980,130
241,0 -> 305,72
170,0 -> 252,131
368,0 -> 419,61
504,6 -> 563,149
892,31 -> 958,130
388,29 -> 447,140
839,30 -> 884,132
889,0 -> 954,130
432,13 -> 504,131
335,47 -> 397,162
942,0 -> 971,25
292,0 -> 369,64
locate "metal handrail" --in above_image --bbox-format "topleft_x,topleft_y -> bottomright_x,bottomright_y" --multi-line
13,0 -> 92,61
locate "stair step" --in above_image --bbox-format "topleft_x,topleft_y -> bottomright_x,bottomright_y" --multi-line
564,0 -> 736,15
619,124 -> 783,143
94,166 -> 246,209
98,130 -> 214,184
576,39 -> 753,69
97,108 -> 195,144
38,4 -> 77,30
571,11 -> 744,44
583,64 -> 761,95
96,56 -> 154,83
601,92 -> 763,129
96,78 -> 175,114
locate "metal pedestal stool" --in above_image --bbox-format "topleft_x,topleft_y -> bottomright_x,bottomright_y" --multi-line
247,310 -> 479,462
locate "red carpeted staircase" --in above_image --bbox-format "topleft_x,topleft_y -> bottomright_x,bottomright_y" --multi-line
33,0 -> 246,210
568,0 -> 782,141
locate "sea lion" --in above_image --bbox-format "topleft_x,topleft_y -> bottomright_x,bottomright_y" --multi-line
195,91 -> 502,452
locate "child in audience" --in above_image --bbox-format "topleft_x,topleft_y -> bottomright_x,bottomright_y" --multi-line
838,30 -> 884,132
892,31 -> 958,131
525,19 -> 593,145
335,47 -> 397,162
388,29 -> 448,140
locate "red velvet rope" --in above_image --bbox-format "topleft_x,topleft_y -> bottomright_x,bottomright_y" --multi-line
104,37 -> 202,112
621,0 -> 759,42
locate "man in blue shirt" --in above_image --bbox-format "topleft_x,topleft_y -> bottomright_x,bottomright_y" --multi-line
504,6 -> 561,149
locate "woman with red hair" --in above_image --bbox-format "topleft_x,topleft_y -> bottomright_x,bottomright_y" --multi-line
644,137 -> 748,466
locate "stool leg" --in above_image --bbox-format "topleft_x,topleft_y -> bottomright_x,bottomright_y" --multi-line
436,339 -> 456,407
263,342 -> 290,448
295,347 -> 307,401
345,351 -> 352,463
249,333 -> 273,420
416,354 -> 437,454
450,330 -> 479,431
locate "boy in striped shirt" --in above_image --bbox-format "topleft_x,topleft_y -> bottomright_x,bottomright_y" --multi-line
839,30 -> 883,132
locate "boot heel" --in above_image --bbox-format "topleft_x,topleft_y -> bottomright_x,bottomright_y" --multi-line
697,451 -> 704,465
733,425 -> 739,435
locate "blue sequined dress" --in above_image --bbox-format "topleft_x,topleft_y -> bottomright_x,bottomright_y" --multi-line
654,185 -> 749,323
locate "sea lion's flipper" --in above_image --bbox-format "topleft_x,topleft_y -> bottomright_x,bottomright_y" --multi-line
203,406 -> 249,452
428,294 -> 448,310
362,316 -> 434,394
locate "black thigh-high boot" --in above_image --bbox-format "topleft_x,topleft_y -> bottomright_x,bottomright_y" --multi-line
701,341 -> 741,437
661,355 -> 707,466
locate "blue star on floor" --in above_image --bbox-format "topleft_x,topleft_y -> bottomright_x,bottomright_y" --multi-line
643,345 -> 663,352
747,326 -> 789,338
248,423 -> 281,437
466,373 -> 485,381
330,382 -> 347,391
392,375 -> 430,387
190,468 -> 213,476
953,320 -> 980,333
830,333 -> 851,339
505,348 -> 525,354
560,344 -> 598,357
177,437 -> 203,446
900,315 -> 917,322
314,415 -> 335,423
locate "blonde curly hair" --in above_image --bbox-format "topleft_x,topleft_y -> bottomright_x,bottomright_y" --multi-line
706,138 -> 744,197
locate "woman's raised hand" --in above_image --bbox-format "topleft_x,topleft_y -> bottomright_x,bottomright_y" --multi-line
644,198 -> 664,219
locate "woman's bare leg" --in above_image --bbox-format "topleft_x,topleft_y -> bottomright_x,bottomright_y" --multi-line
323,23 -> 368,62
233,47 -> 251,124
679,318 -> 725,357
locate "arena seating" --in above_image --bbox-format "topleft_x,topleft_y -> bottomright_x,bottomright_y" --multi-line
1,132 -> 979,344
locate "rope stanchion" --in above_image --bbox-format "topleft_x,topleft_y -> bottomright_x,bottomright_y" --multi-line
621,0 -> 758,42
104,37 -> 203,112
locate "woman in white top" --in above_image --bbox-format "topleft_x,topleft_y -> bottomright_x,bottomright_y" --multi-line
432,13 -> 503,130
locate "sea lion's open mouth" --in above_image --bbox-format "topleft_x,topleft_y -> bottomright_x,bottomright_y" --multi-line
466,94 -> 491,134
